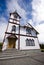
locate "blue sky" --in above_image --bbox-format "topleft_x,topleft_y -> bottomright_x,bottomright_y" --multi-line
0,0 -> 44,44
0,0 -> 6,15
0,0 -> 32,22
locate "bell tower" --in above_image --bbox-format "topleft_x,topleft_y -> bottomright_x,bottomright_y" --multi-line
9,11 -> 21,24
3,11 -> 21,50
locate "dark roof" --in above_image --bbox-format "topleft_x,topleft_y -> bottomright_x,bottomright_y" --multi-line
10,11 -> 21,19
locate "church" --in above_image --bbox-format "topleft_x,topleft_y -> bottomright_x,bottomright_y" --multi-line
2,11 -> 40,51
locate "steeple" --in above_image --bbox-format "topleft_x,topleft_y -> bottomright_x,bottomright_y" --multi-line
3,11 -> 21,43
10,11 -> 21,19
2,10 -> 21,51
9,11 -> 21,23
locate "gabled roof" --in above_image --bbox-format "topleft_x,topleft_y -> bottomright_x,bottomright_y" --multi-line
20,23 -> 39,34
10,11 -> 21,19
26,23 -> 39,34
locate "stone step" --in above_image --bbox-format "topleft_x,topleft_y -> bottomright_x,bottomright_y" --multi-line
2,49 -> 21,54
0,49 -> 41,59
0,49 -> 40,55
0,51 -> 26,56
3,48 -> 18,52
2,49 -> 25,54
0,53 -> 26,58
0,49 -> 26,59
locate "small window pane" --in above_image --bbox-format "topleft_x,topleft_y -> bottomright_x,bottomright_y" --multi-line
26,39 -> 35,46
12,25 -> 16,32
26,39 -> 29,46
28,39 -> 31,46
26,28 -> 31,34
32,39 -> 35,46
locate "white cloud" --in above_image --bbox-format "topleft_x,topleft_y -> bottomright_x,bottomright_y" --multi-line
27,19 -> 33,25
6,0 -> 27,20
35,23 -> 44,43
0,17 -> 7,42
32,0 -> 44,43
32,0 -> 44,24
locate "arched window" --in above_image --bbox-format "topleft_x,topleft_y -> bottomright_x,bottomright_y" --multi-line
12,25 -> 16,32
26,39 -> 29,46
29,39 -> 32,46
26,28 -> 31,34
32,39 -> 35,46
26,39 -> 35,46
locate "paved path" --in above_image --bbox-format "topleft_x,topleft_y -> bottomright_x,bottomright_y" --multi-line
0,50 -> 44,65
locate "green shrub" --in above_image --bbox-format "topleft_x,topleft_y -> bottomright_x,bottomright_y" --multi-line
39,44 -> 44,52
39,44 -> 44,49
0,43 -> 3,51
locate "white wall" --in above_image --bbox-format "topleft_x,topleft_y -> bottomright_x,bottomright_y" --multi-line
19,27 -> 40,50
2,39 -> 8,51
20,27 -> 37,37
8,13 -> 20,34
20,27 -> 26,35
31,29 -> 36,36
20,36 -> 40,50
7,23 -> 19,34
16,25 -> 19,34
10,14 -> 20,24
10,14 -> 14,19
16,35 -> 18,49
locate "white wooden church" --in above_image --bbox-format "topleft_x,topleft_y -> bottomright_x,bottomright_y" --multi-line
2,11 -> 40,51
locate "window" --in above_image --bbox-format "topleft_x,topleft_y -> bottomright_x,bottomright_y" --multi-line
29,39 -> 32,46
14,14 -> 19,19
26,28 -> 31,34
26,39 -> 29,46
12,25 -> 16,32
26,39 -> 35,46
32,39 -> 35,46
